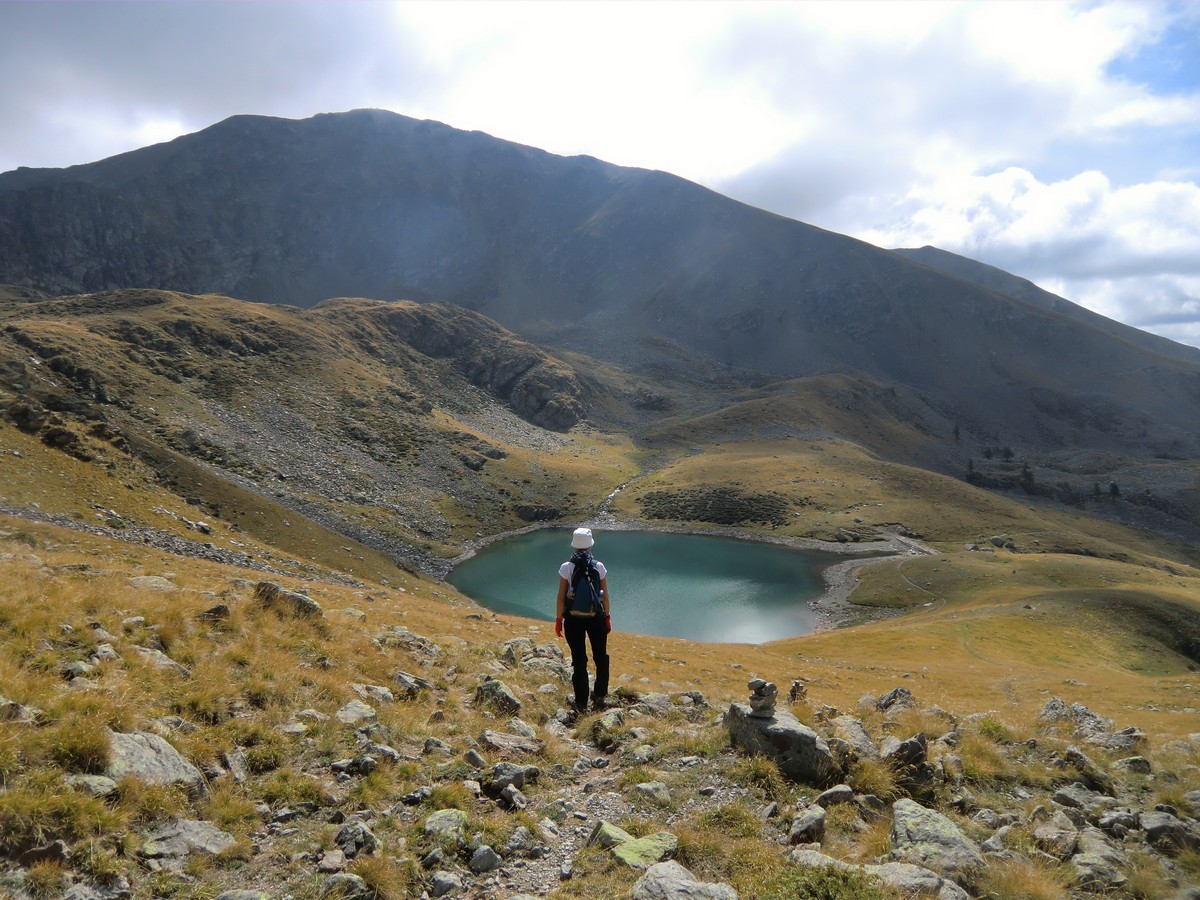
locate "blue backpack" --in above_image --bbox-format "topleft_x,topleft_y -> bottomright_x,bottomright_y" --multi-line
567,550 -> 604,617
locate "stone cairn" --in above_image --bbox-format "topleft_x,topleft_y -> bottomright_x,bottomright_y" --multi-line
788,680 -> 806,703
747,679 -> 778,718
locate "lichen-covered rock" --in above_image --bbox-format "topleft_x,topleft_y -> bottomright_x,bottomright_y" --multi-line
423,809 -> 468,849
107,731 -> 206,797
612,831 -> 678,869
790,848 -> 969,900
631,860 -> 739,899
889,799 -> 984,883
141,818 -> 236,870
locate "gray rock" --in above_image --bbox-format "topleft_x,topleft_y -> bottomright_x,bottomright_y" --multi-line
141,818 -> 236,869
132,646 -> 189,676
889,798 -> 984,882
334,700 -> 376,726
424,809 -> 468,849
1142,809 -> 1200,854
62,877 -> 134,900
65,774 -> 118,797
468,844 -> 502,873
877,687 -> 916,712
789,806 -> 826,844
636,781 -> 672,804
790,848 -> 968,900
334,819 -> 378,858
253,581 -> 322,617
504,825 -> 538,857
631,860 -> 739,899
424,737 -> 453,755
392,670 -> 433,698
724,703 -> 840,786
830,716 -> 878,760
351,683 -> 394,704
1033,810 -> 1079,859
485,761 -> 539,797
1071,827 -> 1128,892
507,716 -> 538,738
591,707 -> 627,750
106,731 -> 206,797
430,870 -> 463,897
1111,755 -> 1152,774
480,729 -> 544,754
475,677 -> 521,714
318,848 -> 347,872
881,732 -> 927,769
129,575 -> 176,592
464,748 -> 487,768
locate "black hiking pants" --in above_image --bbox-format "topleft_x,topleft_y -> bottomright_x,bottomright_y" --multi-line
563,614 -> 608,708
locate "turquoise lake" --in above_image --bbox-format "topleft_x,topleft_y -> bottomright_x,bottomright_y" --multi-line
446,528 -> 845,643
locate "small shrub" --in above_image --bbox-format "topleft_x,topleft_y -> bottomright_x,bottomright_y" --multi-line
70,838 -> 127,884
254,768 -> 333,806
44,716 -> 111,773
25,860 -> 67,898
202,784 -> 261,832
0,768 -> 125,855
728,755 -> 788,802
114,778 -> 189,825
975,715 -> 1016,744
695,803 -> 762,839
428,782 -> 472,811
977,856 -> 1069,900
753,861 -> 893,900
847,757 -> 900,800
350,855 -> 419,900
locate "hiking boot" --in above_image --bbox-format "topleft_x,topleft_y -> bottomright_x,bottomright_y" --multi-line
590,695 -> 609,711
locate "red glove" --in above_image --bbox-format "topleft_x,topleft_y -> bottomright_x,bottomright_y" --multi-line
555,617 -> 563,638
605,615 -> 612,634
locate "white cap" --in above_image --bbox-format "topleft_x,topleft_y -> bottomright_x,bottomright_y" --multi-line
571,527 -> 594,549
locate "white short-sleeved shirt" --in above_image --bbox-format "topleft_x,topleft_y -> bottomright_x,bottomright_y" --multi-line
559,558 -> 607,582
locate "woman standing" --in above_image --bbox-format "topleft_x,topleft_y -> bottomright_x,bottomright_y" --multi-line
555,527 -> 612,712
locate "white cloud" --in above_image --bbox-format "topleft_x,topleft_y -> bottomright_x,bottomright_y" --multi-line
0,0 -> 1197,347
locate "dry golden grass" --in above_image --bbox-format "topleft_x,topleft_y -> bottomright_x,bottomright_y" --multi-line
977,857 -> 1071,900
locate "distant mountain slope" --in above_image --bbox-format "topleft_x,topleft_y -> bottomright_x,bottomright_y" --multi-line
893,245 -> 1200,365
2,110 -> 1199,461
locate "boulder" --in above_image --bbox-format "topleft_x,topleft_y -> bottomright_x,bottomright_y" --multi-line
468,844 -> 502,873
830,715 -> 878,760
479,730 -> 543,755
613,832 -> 679,869
140,818 -> 236,870
333,819 -> 378,858
423,809 -> 468,849
636,781 -> 672,805
107,731 -> 206,797
788,806 -> 826,844
253,581 -> 322,617
475,677 -> 521,714
889,798 -> 984,883
334,700 -> 376,726
790,848 -> 968,900
1071,827 -> 1128,892
725,703 -> 840,786
592,707 -> 627,750
631,860 -> 739,899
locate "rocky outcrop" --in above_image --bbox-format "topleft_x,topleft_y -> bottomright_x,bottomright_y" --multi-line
889,799 -> 985,883
631,861 -> 738,899
106,731 -> 206,797
724,703 -> 840,786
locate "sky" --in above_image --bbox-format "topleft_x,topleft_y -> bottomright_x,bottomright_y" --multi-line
2,1 -> 1199,349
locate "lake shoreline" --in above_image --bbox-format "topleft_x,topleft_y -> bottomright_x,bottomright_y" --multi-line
445,516 -> 933,633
